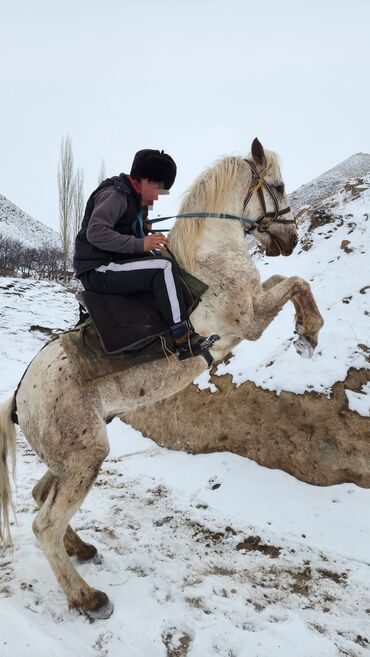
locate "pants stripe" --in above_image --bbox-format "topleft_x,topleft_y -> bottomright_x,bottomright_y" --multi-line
96,259 -> 182,324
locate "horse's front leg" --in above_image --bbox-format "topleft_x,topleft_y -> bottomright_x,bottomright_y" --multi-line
262,275 -> 306,334
255,275 -> 324,357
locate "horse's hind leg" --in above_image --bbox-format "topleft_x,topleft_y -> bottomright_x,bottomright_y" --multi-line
32,470 -> 98,561
32,425 -> 111,616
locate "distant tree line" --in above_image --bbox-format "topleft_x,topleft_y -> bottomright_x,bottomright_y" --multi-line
0,234 -> 66,280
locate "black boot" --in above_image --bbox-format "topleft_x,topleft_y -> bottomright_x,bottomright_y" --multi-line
174,330 -> 220,364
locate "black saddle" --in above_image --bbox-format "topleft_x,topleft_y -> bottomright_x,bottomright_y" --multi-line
76,269 -> 208,355
77,290 -> 174,354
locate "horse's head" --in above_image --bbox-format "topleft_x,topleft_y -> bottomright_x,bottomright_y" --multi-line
243,139 -> 298,257
170,141 -> 298,272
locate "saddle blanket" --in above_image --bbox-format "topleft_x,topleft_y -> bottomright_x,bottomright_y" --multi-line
59,320 -> 176,385
59,266 -> 208,384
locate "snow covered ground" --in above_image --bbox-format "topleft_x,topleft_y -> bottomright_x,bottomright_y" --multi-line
2,420 -> 370,657
0,168 -> 369,656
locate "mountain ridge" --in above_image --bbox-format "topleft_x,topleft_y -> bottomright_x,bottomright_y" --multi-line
289,152 -> 370,212
0,193 -> 61,249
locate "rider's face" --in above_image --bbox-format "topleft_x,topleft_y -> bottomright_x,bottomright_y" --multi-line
139,179 -> 168,207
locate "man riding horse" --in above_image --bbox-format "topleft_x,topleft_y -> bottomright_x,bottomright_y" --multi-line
73,149 -> 214,359
0,139 -> 324,618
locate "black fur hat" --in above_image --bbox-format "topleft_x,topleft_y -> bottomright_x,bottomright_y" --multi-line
130,149 -> 177,189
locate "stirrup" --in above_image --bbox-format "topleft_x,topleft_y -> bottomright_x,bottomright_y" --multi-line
177,333 -> 220,365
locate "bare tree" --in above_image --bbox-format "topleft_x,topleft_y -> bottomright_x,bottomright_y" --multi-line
98,158 -> 106,184
0,233 -> 66,280
0,235 -> 20,275
58,135 -> 75,278
72,167 -> 85,242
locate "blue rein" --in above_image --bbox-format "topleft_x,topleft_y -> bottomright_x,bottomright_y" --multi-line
146,212 -> 256,232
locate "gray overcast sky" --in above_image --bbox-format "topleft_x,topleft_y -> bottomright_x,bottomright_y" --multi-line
1,0 -> 369,231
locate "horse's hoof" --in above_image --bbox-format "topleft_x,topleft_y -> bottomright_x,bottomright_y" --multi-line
294,322 -> 304,335
86,599 -> 114,620
92,552 -> 103,565
294,335 -> 315,359
65,539 -> 98,561
76,543 -> 98,562
80,591 -> 114,620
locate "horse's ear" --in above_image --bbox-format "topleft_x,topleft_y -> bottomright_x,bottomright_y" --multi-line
251,138 -> 267,168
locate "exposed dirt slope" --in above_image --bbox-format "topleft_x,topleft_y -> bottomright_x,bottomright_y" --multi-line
122,365 -> 370,487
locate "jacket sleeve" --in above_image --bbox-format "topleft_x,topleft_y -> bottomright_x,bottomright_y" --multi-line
86,187 -> 145,254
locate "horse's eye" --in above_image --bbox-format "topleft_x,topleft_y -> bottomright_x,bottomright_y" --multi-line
275,184 -> 285,194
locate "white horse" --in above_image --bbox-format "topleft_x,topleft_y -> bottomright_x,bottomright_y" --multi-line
0,139 -> 323,618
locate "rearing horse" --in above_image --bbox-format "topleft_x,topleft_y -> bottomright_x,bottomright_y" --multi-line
0,139 -> 323,618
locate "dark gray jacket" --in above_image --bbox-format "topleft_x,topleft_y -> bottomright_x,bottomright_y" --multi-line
73,174 -> 146,276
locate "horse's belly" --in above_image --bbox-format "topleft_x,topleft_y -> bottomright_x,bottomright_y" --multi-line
15,338 -> 206,438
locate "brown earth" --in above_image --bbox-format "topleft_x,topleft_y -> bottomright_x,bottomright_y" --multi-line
122,365 -> 370,488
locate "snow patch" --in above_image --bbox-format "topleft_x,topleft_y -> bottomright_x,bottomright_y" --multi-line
345,382 -> 370,416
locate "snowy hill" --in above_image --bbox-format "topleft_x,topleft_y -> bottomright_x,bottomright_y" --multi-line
290,152 -> 370,212
0,158 -> 370,657
0,193 -> 61,249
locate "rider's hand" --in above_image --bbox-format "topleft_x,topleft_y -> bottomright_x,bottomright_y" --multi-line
144,233 -> 170,251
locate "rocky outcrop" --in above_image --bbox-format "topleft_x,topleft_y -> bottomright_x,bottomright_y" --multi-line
122,366 -> 370,488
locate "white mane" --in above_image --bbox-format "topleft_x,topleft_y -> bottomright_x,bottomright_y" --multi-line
170,151 -> 280,270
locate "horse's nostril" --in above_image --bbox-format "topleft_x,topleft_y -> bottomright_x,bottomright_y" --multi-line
291,235 -> 298,249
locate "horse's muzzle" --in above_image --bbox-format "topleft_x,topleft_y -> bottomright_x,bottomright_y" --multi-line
265,240 -> 281,257
266,233 -> 298,257
283,234 -> 298,256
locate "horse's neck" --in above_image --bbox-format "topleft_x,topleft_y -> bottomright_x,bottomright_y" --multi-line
194,220 -> 250,274
188,218 -> 261,357
190,181 -> 257,285
171,167 -> 262,354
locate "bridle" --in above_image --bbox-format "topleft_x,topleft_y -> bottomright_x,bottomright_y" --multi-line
242,158 -> 295,234
239,158 -> 297,255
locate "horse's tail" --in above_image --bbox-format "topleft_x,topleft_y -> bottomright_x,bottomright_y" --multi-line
0,397 -> 16,545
